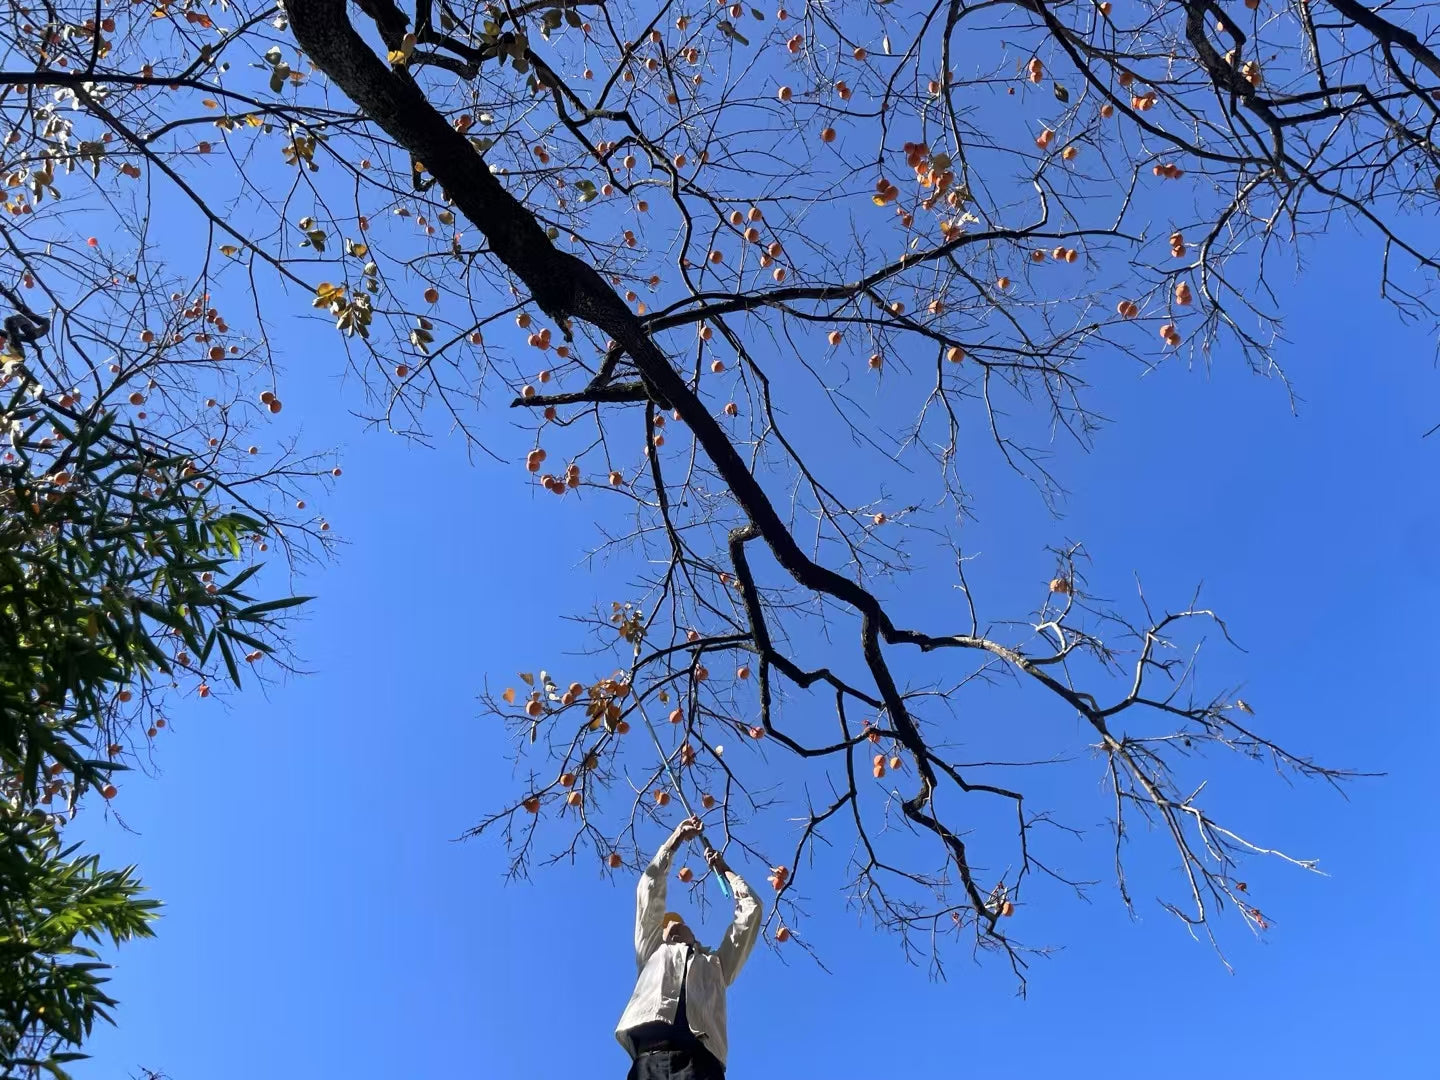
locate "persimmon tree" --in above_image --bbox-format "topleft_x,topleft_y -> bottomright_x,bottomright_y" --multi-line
5,0 -> 1434,989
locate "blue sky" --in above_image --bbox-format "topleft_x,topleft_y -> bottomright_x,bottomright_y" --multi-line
64,230 -> 1440,1078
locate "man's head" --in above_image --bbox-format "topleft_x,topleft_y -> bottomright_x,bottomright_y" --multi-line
661,912 -> 696,947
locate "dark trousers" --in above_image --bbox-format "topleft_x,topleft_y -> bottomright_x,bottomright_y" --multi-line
626,1046 -> 725,1080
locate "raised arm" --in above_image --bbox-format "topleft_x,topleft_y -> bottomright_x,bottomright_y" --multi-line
635,816 -> 702,969
706,849 -> 762,986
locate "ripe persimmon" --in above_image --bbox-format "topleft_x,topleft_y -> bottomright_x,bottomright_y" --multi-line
608,852 -> 623,868
101,784 -> 118,799
523,796 -> 541,813
678,866 -> 694,882
775,926 -> 791,942
560,772 -> 577,787
827,330 -> 843,346
566,790 -> 583,806
701,793 -> 716,809
737,665 -> 751,679
655,789 -> 671,806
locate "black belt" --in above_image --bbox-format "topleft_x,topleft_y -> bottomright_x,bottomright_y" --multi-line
631,1023 -> 709,1057
636,1039 -> 702,1056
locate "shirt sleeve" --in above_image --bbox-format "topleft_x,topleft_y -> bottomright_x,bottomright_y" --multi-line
635,841 -> 674,970
714,869 -> 761,986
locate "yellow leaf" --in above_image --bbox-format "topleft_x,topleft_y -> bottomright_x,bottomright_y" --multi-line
201,99 -> 218,109
245,115 -> 264,127
872,195 -> 888,206
218,244 -> 239,257
502,687 -> 516,704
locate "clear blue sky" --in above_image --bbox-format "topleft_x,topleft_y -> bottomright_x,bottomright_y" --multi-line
64,229 -> 1440,1078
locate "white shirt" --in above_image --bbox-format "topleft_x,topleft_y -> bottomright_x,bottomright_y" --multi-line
614,843 -> 760,1067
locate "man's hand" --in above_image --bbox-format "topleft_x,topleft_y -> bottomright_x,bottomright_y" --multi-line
671,815 -> 704,847
704,847 -> 730,875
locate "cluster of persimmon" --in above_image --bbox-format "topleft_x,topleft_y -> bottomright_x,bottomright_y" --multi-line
537,461 -> 582,495
1174,281 -> 1193,305
1158,322 -> 1183,347
585,673 -> 633,733
871,752 -> 903,778
1026,57 -> 1044,84
1032,246 -> 1080,264
1170,231 -> 1187,259
908,144 -> 960,216
1115,299 -> 1140,319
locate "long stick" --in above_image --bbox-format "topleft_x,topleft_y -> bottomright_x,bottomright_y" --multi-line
638,702 -> 732,899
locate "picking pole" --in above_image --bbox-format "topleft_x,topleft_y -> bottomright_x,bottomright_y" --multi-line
638,702 -> 732,900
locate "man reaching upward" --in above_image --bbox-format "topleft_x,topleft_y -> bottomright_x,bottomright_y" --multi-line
615,816 -> 761,1079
